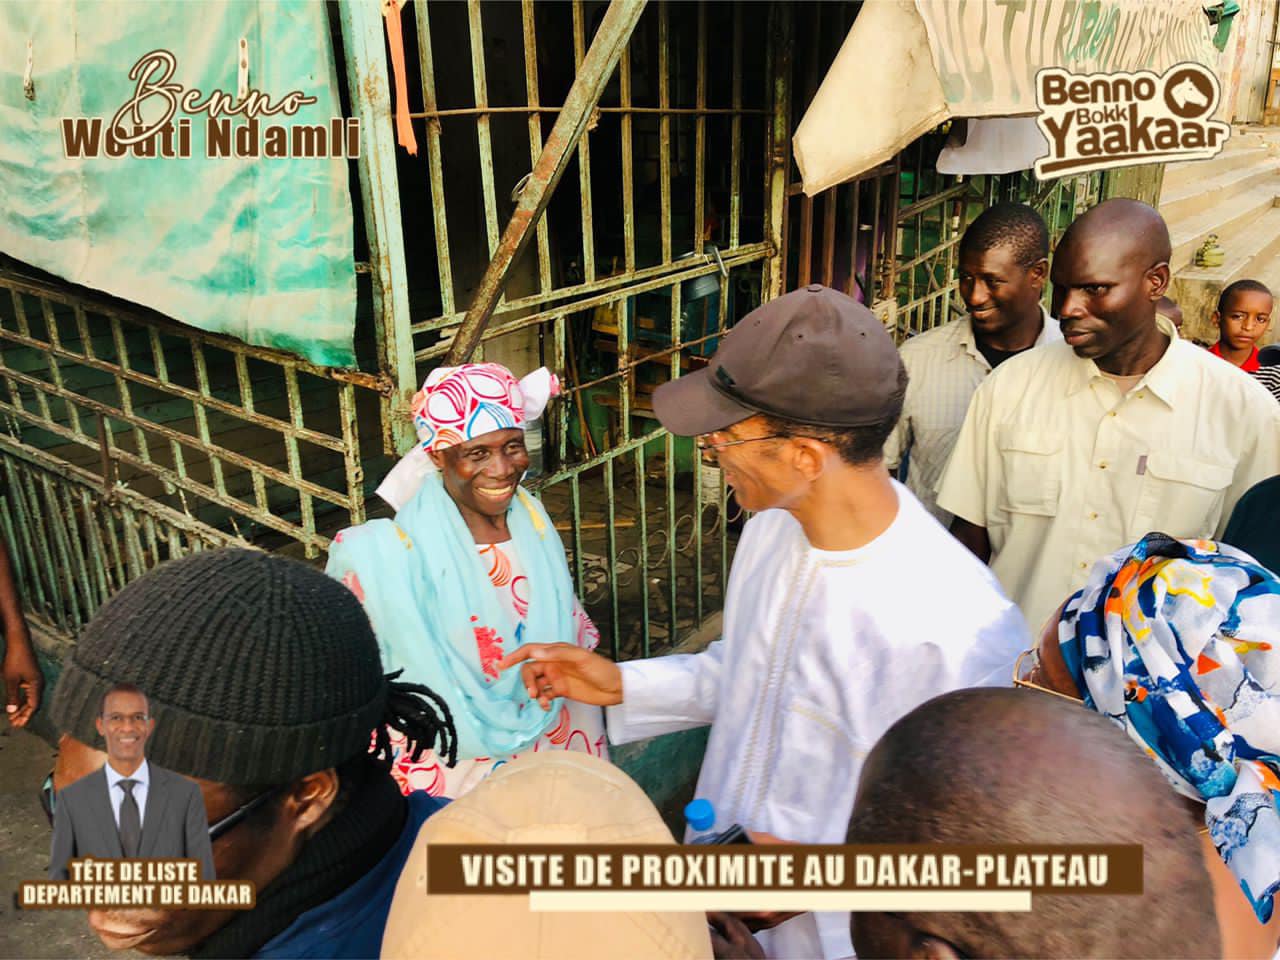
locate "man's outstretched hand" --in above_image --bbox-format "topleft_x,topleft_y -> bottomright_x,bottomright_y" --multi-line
498,643 -> 624,710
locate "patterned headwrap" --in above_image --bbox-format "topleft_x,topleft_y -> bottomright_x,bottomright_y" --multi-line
376,363 -> 560,510
1056,533 -> 1280,923
412,362 -> 559,453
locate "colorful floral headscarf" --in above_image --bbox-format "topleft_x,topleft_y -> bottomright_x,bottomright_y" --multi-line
1056,533 -> 1280,923
376,363 -> 559,510
411,362 -> 558,453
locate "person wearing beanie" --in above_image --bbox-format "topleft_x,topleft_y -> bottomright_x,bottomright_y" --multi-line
502,286 -> 1029,960
47,548 -> 457,958
326,362 -> 607,800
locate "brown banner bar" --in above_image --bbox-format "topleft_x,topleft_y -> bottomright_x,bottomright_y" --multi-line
426,844 -> 1142,896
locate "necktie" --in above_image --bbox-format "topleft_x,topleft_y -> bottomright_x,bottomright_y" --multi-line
118,779 -> 141,857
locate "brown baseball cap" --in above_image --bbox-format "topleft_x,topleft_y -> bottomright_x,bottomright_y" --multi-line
652,283 -> 907,436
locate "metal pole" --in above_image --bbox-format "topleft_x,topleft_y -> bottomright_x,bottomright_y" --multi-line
445,0 -> 648,365
338,0 -> 418,453
762,2 -> 793,302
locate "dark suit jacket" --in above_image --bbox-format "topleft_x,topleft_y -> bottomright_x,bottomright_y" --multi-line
49,763 -> 216,881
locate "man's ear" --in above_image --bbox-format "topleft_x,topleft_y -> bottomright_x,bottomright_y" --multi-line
1028,257 -> 1049,290
912,935 -> 965,959
95,716 -> 104,739
428,447 -> 445,471
791,437 -> 830,481
280,770 -> 340,838
1147,262 -> 1171,299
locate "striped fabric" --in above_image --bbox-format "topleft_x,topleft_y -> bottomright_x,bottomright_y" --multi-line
1253,365 -> 1280,404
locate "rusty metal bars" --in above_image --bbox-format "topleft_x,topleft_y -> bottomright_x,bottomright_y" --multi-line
572,0 -> 597,286
0,434 -> 244,636
444,0 -> 647,365
762,2 -> 792,301
468,0 -> 503,264
414,2 -> 457,316
730,5 -> 743,250
422,243 -> 770,362
658,1 -> 673,266
0,271 -> 372,559
521,0 -> 554,295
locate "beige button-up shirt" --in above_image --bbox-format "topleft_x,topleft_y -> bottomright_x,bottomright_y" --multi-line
885,307 -> 1060,523
936,318 -> 1280,633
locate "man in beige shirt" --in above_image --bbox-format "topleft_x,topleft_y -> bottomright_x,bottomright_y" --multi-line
937,199 -> 1280,632
885,203 -> 1061,523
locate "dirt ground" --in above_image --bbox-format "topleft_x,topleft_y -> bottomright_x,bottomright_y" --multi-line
0,721 -> 118,960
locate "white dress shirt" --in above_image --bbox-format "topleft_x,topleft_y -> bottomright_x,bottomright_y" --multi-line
885,306 -> 1061,523
936,318 -> 1280,633
104,758 -> 150,829
607,483 -> 1029,960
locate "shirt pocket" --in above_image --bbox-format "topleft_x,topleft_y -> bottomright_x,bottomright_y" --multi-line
996,426 -> 1063,517
1131,453 -> 1235,539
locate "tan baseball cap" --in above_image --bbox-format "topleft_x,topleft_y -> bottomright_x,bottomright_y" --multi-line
381,752 -> 713,960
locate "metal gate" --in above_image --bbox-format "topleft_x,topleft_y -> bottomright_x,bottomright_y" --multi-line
0,0 -> 793,661
0,0 -> 1107,660
378,0 -> 793,660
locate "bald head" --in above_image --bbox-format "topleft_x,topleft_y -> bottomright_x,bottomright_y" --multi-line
1050,200 -> 1173,368
1059,198 -> 1171,266
848,688 -> 1218,958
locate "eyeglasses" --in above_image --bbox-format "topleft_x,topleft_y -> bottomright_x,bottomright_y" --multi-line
695,432 -> 827,463
694,433 -> 790,453
207,786 -> 282,842
40,771 -> 279,842
1011,648 -> 1084,703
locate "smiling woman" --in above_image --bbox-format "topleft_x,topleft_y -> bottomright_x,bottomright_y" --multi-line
435,430 -> 531,543
326,362 -> 610,800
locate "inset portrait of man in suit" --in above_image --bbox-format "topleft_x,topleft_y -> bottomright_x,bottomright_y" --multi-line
49,683 -> 215,881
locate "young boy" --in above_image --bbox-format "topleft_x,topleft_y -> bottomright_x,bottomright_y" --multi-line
1210,279 -> 1279,403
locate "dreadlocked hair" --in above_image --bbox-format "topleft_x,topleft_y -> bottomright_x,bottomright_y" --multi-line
374,670 -> 459,768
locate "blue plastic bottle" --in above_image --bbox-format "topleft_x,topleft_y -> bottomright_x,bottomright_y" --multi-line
685,798 -> 718,843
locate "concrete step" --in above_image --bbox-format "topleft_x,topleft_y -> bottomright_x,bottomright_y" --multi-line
1165,184 -> 1280,273
1236,124 -> 1280,148
1176,204 -> 1280,285
1163,146 -> 1272,194
1170,204 -> 1280,343
1229,127 -> 1274,150
1159,158 -> 1280,224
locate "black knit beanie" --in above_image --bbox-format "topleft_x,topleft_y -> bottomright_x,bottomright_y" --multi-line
50,548 -> 388,786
